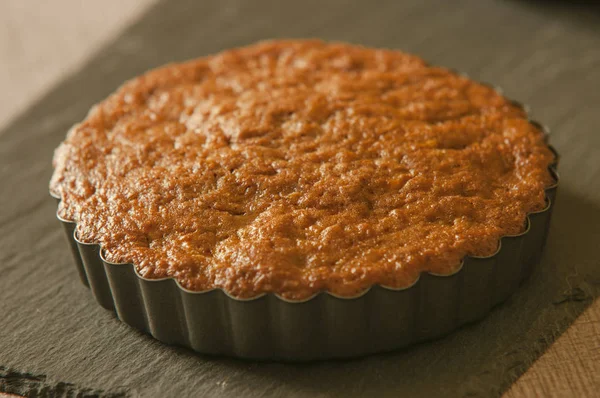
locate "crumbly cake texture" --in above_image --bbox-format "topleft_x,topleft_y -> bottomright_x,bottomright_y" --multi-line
50,40 -> 555,299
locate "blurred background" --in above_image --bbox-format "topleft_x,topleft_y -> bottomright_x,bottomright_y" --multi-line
0,0 -> 152,129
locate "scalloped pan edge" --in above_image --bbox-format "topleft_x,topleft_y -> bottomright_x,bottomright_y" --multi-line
50,113 -> 559,360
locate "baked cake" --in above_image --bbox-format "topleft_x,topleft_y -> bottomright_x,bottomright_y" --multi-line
50,40 -> 555,300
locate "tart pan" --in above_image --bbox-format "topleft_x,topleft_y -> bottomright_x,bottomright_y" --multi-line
51,112 -> 559,360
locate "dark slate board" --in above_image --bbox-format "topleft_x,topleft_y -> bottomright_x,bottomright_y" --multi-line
1,0 -> 600,397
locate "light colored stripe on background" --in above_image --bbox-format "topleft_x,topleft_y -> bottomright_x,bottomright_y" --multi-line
0,0 -> 155,131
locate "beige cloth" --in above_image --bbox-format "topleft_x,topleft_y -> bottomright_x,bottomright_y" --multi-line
0,0 -> 153,131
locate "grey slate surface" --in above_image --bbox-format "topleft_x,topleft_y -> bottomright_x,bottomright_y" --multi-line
1,0 -> 600,396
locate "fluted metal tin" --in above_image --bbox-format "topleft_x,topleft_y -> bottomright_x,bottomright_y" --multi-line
51,103 -> 559,360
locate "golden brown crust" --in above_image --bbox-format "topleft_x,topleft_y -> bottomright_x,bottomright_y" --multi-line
50,40 -> 555,299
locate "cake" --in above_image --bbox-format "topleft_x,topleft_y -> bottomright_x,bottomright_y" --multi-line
50,39 -> 555,301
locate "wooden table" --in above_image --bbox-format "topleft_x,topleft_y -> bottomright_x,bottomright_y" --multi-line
1,0 -> 599,396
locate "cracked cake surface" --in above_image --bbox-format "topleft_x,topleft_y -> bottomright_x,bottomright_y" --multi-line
50,39 -> 555,299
